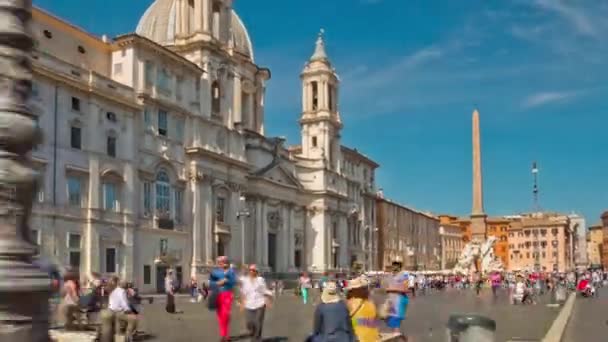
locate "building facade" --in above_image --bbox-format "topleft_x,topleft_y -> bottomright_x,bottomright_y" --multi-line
507,213 -> 574,272
376,198 -> 441,271
601,211 -> 608,269
439,224 -> 463,269
586,224 -> 603,268
30,3 -> 378,293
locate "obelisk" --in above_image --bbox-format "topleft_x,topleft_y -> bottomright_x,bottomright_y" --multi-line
470,109 -> 487,242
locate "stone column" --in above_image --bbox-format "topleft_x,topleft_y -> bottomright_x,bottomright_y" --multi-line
85,158 -> 101,276
194,0 -> 203,31
202,175 -> 214,264
261,200 -> 268,267
302,81 -> 307,112
246,91 -> 255,130
202,0 -> 211,32
339,214 -> 349,268
233,74 -> 242,126
255,199 -> 264,265
280,204 -> 290,272
190,169 -> 203,276
220,4 -> 231,43
175,0 -> 183,36
288,206 -> 296,270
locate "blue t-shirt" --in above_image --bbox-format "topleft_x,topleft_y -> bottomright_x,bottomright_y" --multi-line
209,267 -> 236,292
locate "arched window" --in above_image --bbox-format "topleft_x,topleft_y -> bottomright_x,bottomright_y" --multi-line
156,170 -> 171,216
211,81 -> 221,116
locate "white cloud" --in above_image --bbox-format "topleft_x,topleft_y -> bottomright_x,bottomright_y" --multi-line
521,91 -> 579,108
533,0 -> 596,37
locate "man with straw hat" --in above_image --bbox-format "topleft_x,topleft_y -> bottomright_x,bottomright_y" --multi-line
308,282 -> 354,342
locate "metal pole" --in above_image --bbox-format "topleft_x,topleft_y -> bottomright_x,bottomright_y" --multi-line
237,195 -> 249,266
0,1 -> 50,340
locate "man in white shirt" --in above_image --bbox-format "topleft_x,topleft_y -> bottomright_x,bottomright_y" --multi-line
239,264 -> 272,342
100,277 -> 138,342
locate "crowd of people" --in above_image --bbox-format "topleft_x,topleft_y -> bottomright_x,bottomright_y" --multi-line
50,257 -> 606,341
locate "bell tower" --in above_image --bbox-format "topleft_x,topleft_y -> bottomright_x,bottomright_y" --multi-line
300,30 -> 342,171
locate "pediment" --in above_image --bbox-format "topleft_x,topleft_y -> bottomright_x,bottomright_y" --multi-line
261,164 -> 302,189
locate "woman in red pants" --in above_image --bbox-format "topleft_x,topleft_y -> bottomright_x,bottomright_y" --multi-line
209,256 -> 237,341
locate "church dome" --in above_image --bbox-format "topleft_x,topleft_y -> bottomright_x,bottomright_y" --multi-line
135,0 -> 254,61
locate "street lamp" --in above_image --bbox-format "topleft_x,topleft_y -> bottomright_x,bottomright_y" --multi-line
0,2 -> 51,340
236,195 -> 250,265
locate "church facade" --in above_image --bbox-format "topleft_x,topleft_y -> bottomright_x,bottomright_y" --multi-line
29,1 -> 378,292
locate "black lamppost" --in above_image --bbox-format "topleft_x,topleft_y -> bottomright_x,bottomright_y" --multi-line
0,1 -> 51,340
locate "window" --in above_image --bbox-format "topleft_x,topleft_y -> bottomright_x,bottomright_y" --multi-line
106,111 -> 117,122
70,126 -> 81,149
37,187 -> 44,203
195,78 -> 201,101
312,136 -> 317,148
158,109 -> 168,136
77,45 -> 86,54
114,63 -> 122,75
311,81 -> 318,110
332,222 -> 338,240
43,30 -> 52,39
211,81 -> 221,115
143,181 -> 152,216
526,252 -> 530,259
175,189 -> 183,223
105,248 -> 116,273
31,81 -> 39,98
68,233 -> 81,269
160,239 -> 168,255
30,229 -> 40,245
144,107 -> 152,126
143,265 -> 151,284
542,252 -> 546,258
67,176 -> 82,207
157,68 -> 171,92
155,170 -> 171,216
144,61 -> 154,87
71,97 -> 80,111
102,182 -> 118,211
215,197 -> 225,223
553,251 -> 558,257
328,84 -> 333,111
176,76 -> 183,101
107,136 -> 116,157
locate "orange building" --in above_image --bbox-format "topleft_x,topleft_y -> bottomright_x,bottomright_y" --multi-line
601,211 -> 608,269
437,215 -> 510,269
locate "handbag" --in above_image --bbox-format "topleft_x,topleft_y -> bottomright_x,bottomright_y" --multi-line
207,290 -> 218,311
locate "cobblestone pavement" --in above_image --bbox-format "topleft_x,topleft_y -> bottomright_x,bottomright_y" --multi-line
562,287 -> 608,342
132,287 -> 559,341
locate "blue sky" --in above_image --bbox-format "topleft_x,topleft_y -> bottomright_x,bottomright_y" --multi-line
34,0 -> 608,224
